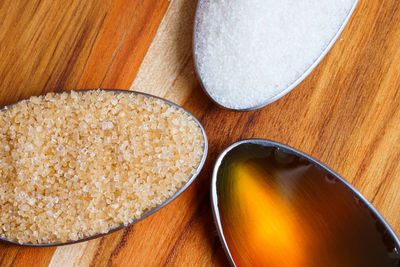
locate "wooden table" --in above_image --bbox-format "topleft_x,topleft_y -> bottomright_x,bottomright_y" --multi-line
1,0 -> 399,266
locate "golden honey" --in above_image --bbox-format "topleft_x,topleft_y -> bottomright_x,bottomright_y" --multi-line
216,143 -> 400,266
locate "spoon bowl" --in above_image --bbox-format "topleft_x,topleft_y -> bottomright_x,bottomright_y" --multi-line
212,139 -> 400,266
0,89 -> 208,247
193,0 -> 359,111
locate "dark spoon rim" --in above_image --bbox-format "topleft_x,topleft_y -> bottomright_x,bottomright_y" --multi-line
0,89 -> 208,247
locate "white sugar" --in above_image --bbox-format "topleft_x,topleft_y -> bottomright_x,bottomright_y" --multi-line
194,0 -> 355,110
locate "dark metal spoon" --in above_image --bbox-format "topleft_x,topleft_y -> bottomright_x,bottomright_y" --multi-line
212,139 -> 400,266
0,89 -> 208,247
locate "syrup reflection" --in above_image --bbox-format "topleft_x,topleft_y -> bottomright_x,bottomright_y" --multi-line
214,141 -> 400,266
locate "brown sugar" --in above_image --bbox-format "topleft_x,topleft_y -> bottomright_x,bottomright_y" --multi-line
0,90 -> 205,244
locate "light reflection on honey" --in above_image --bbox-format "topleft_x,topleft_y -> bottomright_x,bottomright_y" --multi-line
216,144 -> 400,267
231,163 -> 307,266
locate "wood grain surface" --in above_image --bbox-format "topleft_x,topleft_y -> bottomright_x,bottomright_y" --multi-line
0,0 -> 399,266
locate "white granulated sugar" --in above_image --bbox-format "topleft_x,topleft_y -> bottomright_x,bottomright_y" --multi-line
195,0 -> 355,109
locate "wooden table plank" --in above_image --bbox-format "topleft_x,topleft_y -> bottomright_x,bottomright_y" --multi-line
78,0 -> 170,90
0,0 -> 399,266
0,0 -> 109,103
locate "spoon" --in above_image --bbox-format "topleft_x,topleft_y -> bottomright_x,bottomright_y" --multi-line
0,89 -> 208,247
211,139 -> 400,266
193,0 -> 359,111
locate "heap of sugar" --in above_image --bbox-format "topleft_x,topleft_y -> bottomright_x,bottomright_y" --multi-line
194,0 -> 355,110
0,90 -> 205,244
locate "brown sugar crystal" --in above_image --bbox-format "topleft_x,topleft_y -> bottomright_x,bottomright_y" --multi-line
0,90 -> 205,244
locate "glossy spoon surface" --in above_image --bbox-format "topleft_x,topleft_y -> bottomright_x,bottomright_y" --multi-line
212,139 -> 400,266
0,89 -> 208,247
193,0 -> 359,111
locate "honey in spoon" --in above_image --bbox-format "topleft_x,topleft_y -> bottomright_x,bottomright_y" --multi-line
212,139 -> 400,266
